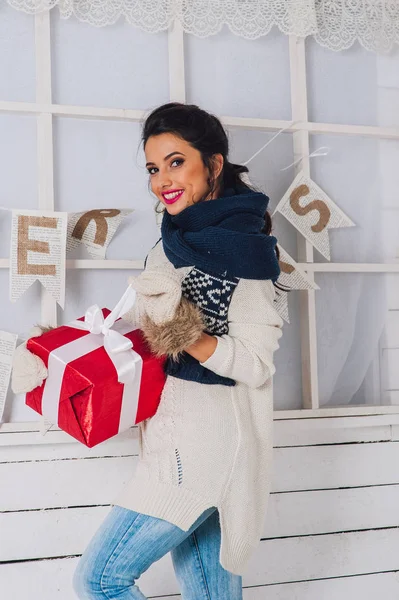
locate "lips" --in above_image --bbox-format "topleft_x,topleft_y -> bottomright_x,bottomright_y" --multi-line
162,189 -> 184,205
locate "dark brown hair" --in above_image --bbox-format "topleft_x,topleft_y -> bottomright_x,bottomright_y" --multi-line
142,102 -> 289,293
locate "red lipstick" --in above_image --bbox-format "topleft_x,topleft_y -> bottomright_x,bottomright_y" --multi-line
162,189 -> 184,205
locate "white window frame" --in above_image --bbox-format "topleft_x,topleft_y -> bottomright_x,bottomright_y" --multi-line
2,13 -> 399,445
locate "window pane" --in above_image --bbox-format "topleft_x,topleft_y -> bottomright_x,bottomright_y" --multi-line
308,133 -> 399,264
273,289 -> 303,411
226,127 -> 301,409
0,115 -> 37,257
316,272 -> 399,407
53,117 -> 159,260
0,3 -> 35,102
185,27 -> 291,119
51,13 -> 170,109
376,49 -> 399,128
59,269 -> 141,325
227,128 -> 298,258
306,37 -> 379,126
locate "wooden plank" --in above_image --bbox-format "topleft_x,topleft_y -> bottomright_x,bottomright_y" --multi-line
0,428 -> 139,461
2,441 -> 399,511
1,531 -> 399,598
256,573 -> 399,600
289,35 -> 318,410
3,259 -> 399,271
0,561 -> 398,600
0,418 -> 396,461
168,17 -> 185,102
0,100 -> 399,139
0,456 -> 135,511
0,258 -> 145,269
248,528 -> 399,586
4,410 -> 399,447
2,484 -> 399,562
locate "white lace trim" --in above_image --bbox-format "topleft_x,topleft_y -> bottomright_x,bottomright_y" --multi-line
6,0 -> 399,53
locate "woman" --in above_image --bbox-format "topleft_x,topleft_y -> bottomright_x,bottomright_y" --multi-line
16,102 -> 284,599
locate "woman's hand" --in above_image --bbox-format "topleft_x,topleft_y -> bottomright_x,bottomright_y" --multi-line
184,332 -> 218,363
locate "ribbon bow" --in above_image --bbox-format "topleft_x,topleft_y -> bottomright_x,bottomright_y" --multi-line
68,284 -> 138,384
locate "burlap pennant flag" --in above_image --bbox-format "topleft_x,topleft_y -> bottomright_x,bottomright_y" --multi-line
67,209 -> 133,259
272,171 -> 355,260
275,246 -> 319,323
10,210 -> 67,307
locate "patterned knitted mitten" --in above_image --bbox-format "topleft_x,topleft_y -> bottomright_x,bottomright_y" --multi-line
122,269 -> 183,327
11,325 -> 53,394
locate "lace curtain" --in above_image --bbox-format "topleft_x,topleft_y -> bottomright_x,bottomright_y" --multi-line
6,0 -> 399,54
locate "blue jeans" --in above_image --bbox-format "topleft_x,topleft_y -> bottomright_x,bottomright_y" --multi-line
73,505 -> 243,599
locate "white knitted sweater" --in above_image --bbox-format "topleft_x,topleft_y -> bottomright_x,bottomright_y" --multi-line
113,240 -> 284,576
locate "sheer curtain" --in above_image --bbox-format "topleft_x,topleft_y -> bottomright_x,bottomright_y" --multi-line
5,0 -> 399,53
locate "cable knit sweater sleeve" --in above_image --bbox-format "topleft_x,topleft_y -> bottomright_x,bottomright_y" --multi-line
199,278 -> 284,389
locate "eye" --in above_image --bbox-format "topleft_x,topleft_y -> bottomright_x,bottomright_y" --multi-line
147,158 -> 184,176
171,158 -> 184,167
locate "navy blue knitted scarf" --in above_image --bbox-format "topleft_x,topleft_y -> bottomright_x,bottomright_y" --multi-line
158,185 -> 280,387
161,186 -> 280,282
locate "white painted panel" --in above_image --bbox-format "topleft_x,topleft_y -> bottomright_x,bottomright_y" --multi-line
250,528 -> 399,586
257,572 -> 399,600
2,485 -> 399,561
2,530 -> 399,598
0,3 -> 35,102
50,12 -> 169,109
0,427 -> 138,460
2,441 -> 399,512
185,28 -> 291,120
0,562 -> 398,600
0,456 -> 135,511
274,441 -> 399,492
1,413 -> 396,458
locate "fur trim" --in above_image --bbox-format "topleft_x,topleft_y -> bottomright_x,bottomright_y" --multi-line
11,324 -> 53,394
29,324 -> 55,336
141,296 -> 205,361
11,343 -> 48,394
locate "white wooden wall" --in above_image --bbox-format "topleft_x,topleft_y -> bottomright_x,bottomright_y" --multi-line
2,416 -> 399,598
1,4 -> 399,599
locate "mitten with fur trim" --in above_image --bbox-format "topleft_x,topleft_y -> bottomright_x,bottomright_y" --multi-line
141,296 -> 205,361
11,325 -> 53,394
122,269 -> 184,328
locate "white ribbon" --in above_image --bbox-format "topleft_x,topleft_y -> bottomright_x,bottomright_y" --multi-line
40,284 -> 143,432
68,284 -> 138,384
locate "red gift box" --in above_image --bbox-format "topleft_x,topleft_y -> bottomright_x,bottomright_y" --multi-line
25,306 -> 166,448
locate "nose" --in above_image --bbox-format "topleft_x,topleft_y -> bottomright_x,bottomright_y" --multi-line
158,167 -> 173,191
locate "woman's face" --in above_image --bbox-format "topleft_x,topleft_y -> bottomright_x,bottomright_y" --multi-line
145,132 -> 223,215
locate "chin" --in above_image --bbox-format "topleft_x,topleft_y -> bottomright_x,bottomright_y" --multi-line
163,199 -> 188,215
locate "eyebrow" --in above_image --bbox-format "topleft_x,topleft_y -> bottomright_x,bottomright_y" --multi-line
145,151 -> 185,168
